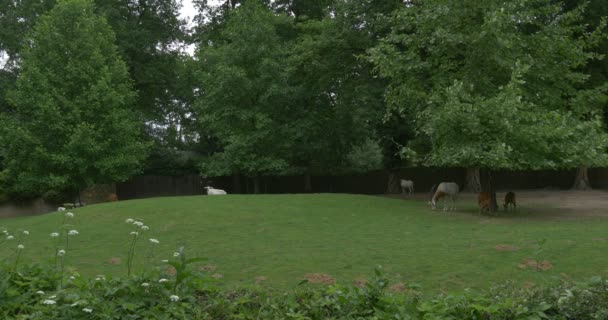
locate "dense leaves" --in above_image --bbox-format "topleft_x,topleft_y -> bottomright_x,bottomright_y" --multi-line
0,0 -> 148,199
369,0 -> 608,170
195,1 -> 294,181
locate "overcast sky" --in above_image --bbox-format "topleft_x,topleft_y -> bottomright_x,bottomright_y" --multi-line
179,0 -> 198,27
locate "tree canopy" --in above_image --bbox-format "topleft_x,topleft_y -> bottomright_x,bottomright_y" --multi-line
369,0 -> 608,171
195,1 -> 294,186
0,0 -> 148,199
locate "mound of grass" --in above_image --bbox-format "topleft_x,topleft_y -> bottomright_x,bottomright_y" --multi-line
1,194 -> 607,292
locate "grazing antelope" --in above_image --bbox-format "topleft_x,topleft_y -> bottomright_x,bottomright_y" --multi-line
400,179 -> 414,195
429,182 -> 459,212
478,192 -> 491,214
504,191 -> 516,211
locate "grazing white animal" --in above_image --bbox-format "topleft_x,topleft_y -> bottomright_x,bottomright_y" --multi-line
429,182 -> 459,211
204,186 -> 227,195
400,179 -> 414,195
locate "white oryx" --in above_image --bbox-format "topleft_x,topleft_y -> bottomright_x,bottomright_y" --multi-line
400,179 -> 414,195
429,182 -> 459,211
204,186 -> 227,195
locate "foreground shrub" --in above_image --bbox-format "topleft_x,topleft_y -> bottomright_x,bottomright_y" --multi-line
1,263 -> 608,319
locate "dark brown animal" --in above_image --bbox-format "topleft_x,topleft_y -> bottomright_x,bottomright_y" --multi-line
503,192 -> 516,211
107,193 -> 118,202
478,192 -> 492,214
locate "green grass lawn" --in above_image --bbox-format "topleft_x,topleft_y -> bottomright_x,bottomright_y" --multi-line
1,194 -> 607,293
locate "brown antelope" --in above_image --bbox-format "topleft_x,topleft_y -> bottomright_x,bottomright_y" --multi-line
478,192 -> 491,214
504,191 -> 516,211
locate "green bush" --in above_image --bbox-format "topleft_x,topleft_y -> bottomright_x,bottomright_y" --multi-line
2,261 -> 608,319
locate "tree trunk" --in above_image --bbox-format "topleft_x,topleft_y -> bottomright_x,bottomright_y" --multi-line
480,169 -> 498,212
572,166 -> 592,190
386,171 -> 401,194
463,168 -> 481,193
304,170 -> 312,193
253,175 -> 261,194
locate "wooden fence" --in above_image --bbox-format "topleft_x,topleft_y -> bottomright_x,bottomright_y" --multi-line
116,168 -> 607,200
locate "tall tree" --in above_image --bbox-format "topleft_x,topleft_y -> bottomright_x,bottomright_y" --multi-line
0,0 -> 148,200
94,0 -> 186,124
1,0 -> 189,168
562,0 -> 608,189
284,0 -> 403,192
370,0 -> 608,210
195,0 -> 294,193
0,0 -> 56,113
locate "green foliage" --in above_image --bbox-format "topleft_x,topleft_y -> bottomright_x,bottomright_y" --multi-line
196,1 -> 294,178
93,0 -> 188,130
369,0 -> 608,170
0,0 -> 149,198
345,139 -> 384,173
2,259 -> 608,319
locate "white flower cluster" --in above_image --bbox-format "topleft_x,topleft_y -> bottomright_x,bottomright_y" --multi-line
6,235 -> 14,240
149,238 -> 159,244
58,250 -> 66,257
65,212 -> 74,218
57,207 -> 66,211
23,230 -> 29,235
130,231 -> 139,237
169,295 -> 180,302
68,230 -> 79,236
126,218 -> 149,230
82,308 -> 93,313
17,244 -> 24,250
42,299 -> 56,305
141,282 -> 150,287
159,278 -> 168,283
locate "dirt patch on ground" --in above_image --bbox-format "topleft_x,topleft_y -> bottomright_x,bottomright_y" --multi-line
494,245 -> 519,252
513,190 -> 608,219
164,266 -> 176,275
386,190 -> 608,220
200,265 -> 217,272
352,278 -> 368,288
388,283 -> 407,293
255,276 -> 268,284
303,273 -> 336,285
518,259 -> 553,271
108,257 -> 122,265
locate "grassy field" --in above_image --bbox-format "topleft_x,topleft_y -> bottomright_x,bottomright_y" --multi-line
1,194 -> 607,293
